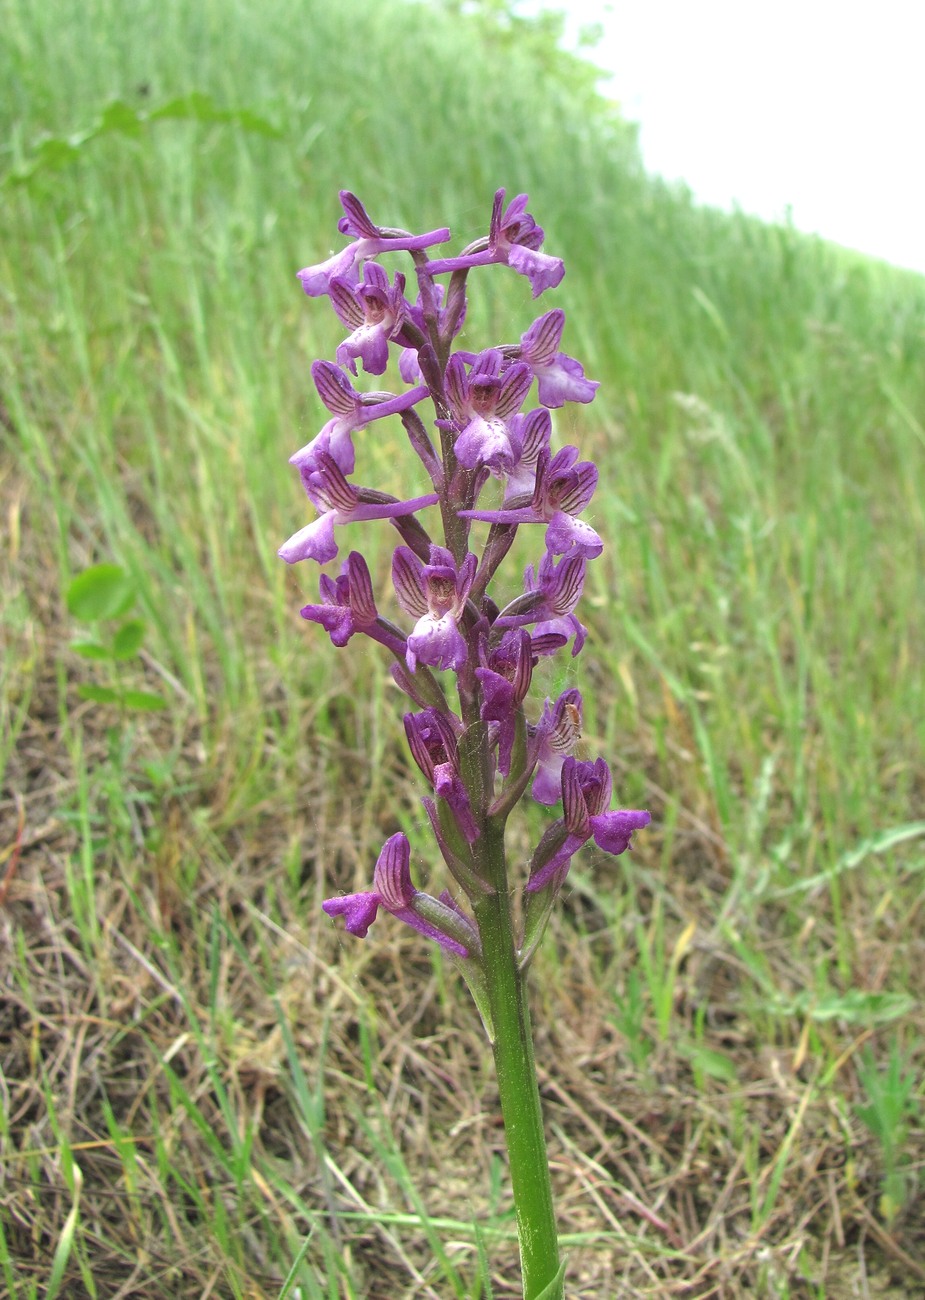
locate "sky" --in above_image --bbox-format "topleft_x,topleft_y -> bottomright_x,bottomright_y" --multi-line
519,0 -> 925,275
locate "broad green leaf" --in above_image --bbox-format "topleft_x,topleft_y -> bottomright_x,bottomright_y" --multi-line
5,133 -> 87,183
66,564 -> 135,621
112,619 -> 147,660
76,684 -> 122,704
69,640 -> 111,661
121,689 -> 167,712
98,100 -> 144,136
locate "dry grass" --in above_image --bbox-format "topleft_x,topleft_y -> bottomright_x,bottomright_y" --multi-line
2,577 -> 924,1297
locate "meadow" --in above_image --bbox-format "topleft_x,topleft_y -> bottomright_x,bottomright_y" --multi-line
1,0 -> 924,1294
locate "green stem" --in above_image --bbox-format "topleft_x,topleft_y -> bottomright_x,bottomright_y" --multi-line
474,821 -> 562,1299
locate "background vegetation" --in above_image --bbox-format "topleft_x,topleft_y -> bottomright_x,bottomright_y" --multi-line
1,0 -> 923,1294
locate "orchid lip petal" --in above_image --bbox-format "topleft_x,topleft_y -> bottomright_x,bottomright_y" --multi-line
321,891 -> 381,937
591,809 -> 652,855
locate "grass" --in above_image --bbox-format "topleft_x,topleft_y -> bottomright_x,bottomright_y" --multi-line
1,0 -> 924,1293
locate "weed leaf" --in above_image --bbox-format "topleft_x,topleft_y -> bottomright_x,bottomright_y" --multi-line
66,564 -> 135,621
112,619 -> 147,660
149,91 -> 283,136
69,640 -> 112,661
121,689 -> 168,712
6,92 -> 283,186
76,684 -> 123,704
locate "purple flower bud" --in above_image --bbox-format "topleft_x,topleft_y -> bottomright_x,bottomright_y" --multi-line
433,763 -> 480,842
402,709 -> 480,841
563,758 -> 651,855
482,628 -> 535,705
300,550 -> 377,646
561,755 -> 601,838
398,282 -> 467,382
476,629 -> 534,776
403,708 -> 461,781
534,448 -> 603,557
491,190 -> 565,297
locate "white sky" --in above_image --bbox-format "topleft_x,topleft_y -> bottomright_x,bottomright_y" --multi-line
520,0 -> 925,275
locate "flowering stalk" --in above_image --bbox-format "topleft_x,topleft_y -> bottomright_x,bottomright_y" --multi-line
281,190 -> 650,1299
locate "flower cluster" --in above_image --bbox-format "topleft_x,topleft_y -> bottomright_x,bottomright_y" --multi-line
281,190 -> 649,970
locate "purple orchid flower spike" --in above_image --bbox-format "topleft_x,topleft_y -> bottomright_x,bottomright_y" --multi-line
531,688 -> 583,805
518,309 -> 600,407
426,190 -> 565,298
460,445 -> 603,558
298,192 -> 451,298
289,360 -> 428,477
322,832 -> 477,954
279,453 -> 438,565
329,263 -> 409,376
392,544 -> 477,672
527,758 -> 651,892
447,350 -> 533,475
288,191 -> 653,1295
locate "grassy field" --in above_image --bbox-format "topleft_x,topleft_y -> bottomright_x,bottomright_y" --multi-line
2,0 -> 924,1294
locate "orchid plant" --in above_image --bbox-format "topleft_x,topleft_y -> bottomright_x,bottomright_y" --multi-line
280,189 -> 650,1299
